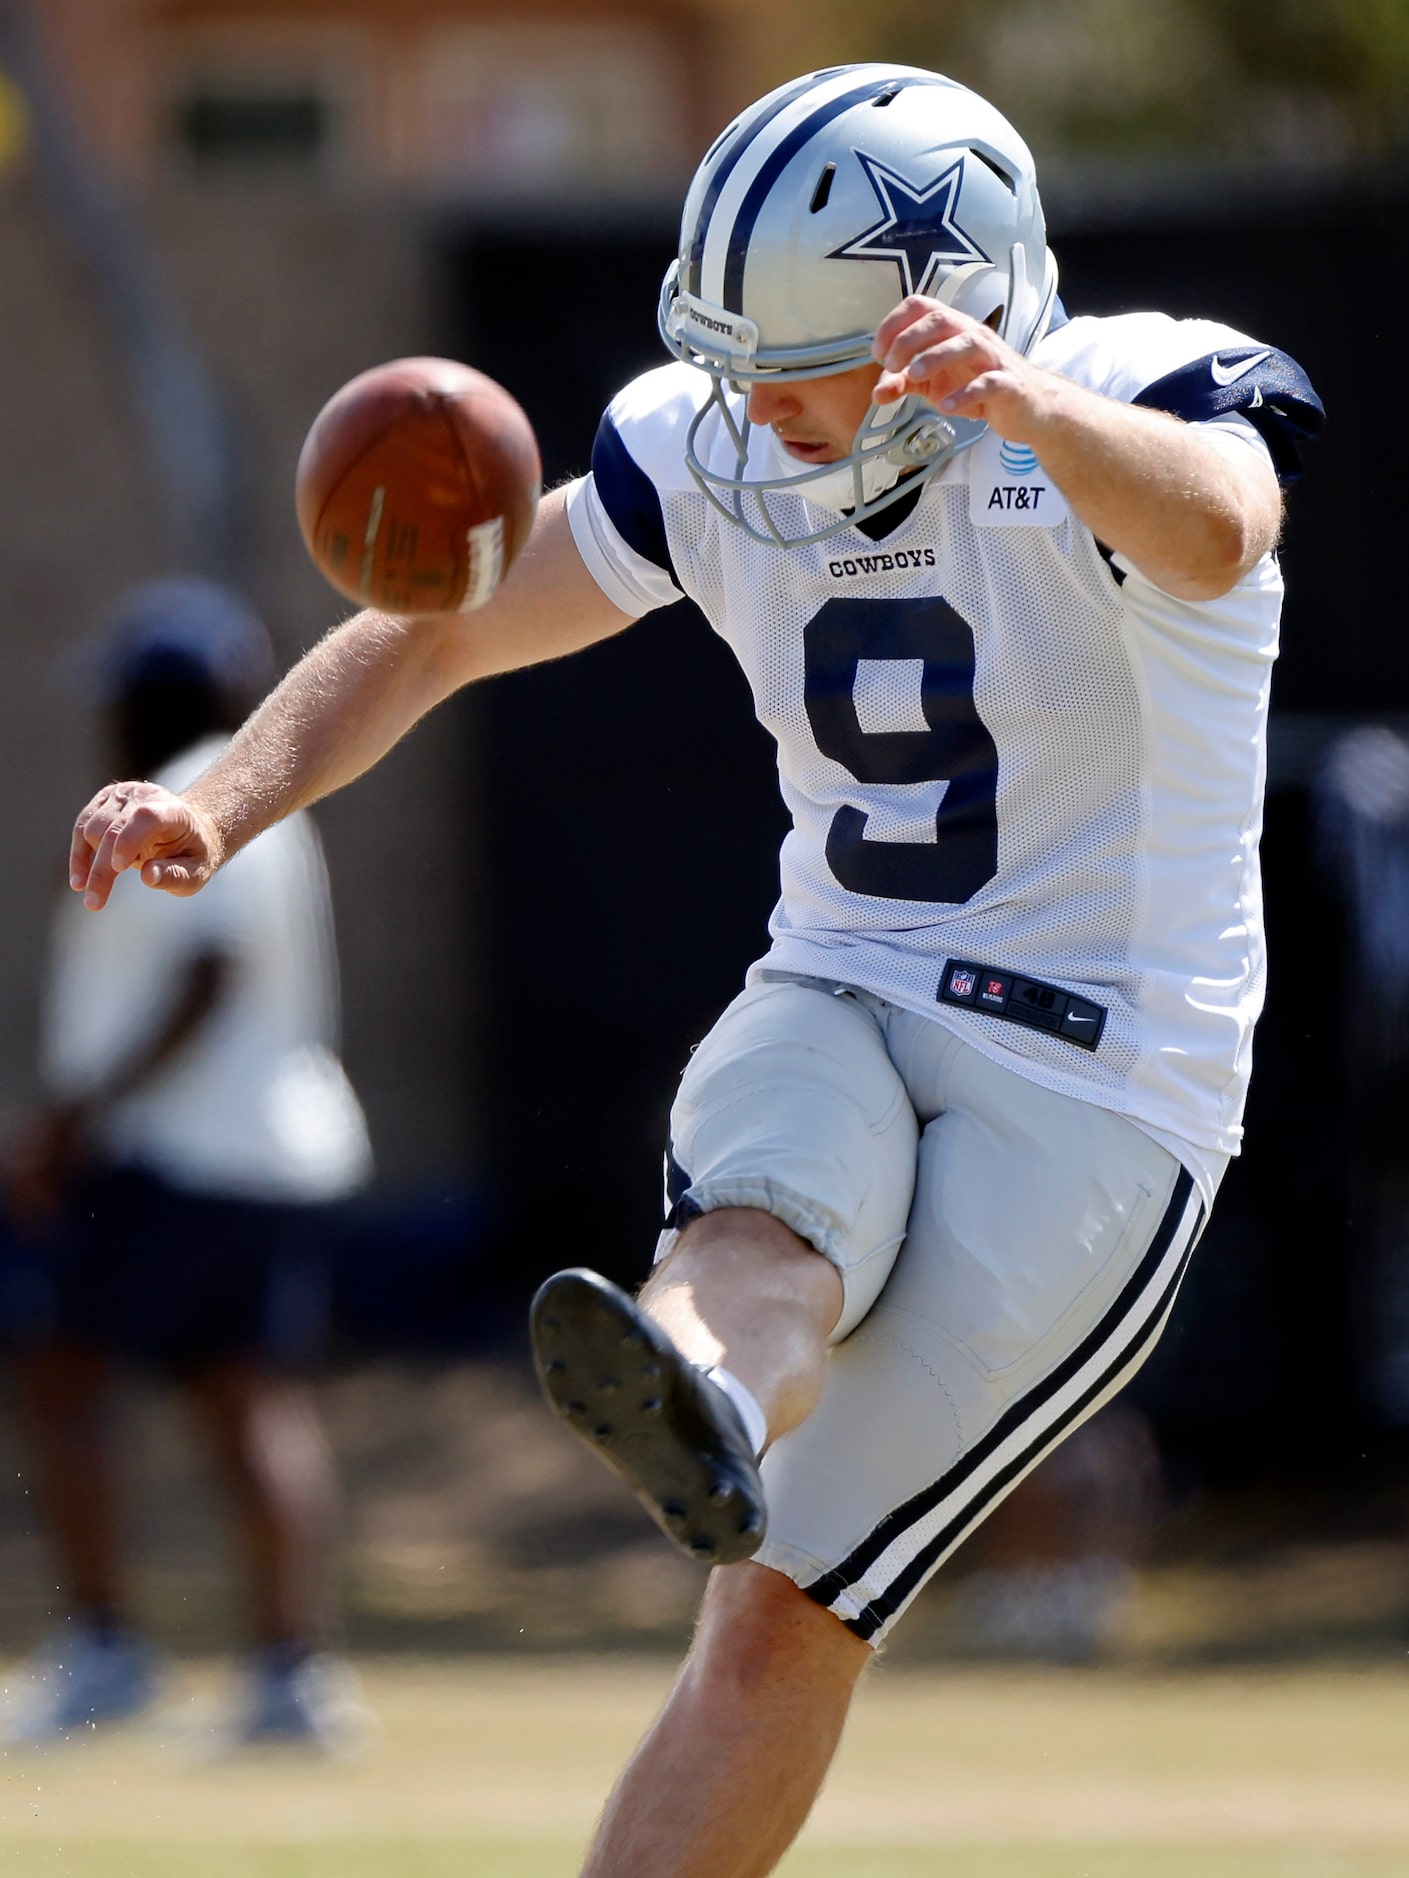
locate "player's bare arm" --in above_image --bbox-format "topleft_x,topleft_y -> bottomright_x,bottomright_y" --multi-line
70,487 -> 633,911
873,296 -> 1283,602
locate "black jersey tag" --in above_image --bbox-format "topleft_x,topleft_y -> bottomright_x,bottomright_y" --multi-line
939,959 -> 1108,1051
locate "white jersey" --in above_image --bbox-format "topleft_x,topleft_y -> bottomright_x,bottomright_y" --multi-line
44,736 -> 373,1204
566,311 -> 1321,1189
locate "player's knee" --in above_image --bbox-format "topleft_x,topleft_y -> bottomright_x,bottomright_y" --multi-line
691,1562 -> 870,1699
661,1207 -> 841,1321
670,1205 -> 814,1274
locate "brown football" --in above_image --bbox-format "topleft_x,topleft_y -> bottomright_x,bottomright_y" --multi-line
294,357 -> 541,614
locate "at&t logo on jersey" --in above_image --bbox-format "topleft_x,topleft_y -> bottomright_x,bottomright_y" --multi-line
989,439 -> 1046,511
999,440 -> 1040,476
969,430 -> 1069,529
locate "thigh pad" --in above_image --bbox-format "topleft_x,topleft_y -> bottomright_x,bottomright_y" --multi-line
658,980 -> 919,1340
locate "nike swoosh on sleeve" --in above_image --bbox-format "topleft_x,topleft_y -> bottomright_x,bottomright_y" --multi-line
1210,349 -> 1272,386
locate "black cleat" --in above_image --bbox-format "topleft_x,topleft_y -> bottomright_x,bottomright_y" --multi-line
529,1267 -> 766,1567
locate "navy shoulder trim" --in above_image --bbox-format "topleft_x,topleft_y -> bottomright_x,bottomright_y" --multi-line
590,413 -> 678,585
1132,346 -> 1324,484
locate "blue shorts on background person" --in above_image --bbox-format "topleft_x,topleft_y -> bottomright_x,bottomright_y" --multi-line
0,1164 -> 332,1375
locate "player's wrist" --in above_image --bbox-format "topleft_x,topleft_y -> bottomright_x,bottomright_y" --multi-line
174,788 -> 231,872
986,366 -> 1083,451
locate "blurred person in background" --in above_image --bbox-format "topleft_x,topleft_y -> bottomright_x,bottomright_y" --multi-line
1317,726 -> 1409,1586
0,578 -> 373,1751
950,1401 -> 1163,1661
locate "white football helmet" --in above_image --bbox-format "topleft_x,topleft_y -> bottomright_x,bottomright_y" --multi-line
658,65 -> 1059,546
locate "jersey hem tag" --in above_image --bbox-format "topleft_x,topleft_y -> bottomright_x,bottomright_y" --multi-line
939,958 -> 1107,1051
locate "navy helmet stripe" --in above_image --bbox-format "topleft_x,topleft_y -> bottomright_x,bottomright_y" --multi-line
589,413 -> 678,587
805,1165 -> 1197,1607
721,74 -> 949,314
684,71 -> 833,299
838,1213 -> 1200,1641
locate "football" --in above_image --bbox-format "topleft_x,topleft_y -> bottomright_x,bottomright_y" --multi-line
294,357 -> 541,614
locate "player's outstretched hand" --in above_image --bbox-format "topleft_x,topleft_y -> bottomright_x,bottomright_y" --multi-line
872,296 -> 1050,440
70,781 -> 223,911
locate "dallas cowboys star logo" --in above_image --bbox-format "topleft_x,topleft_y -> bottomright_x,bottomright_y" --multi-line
828,153 -> 990,298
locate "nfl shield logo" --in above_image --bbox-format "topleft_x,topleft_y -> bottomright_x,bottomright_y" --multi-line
949,968 -> 977,998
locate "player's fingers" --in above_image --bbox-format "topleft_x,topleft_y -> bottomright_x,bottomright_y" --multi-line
70,779 -> 172,882
905,331 -> 993,387
879,309 -> 979,378
876,320 -> 953,378
107,799 -> 185,875
68,786 -> 123,888
871,299 -> 923,360
139,857 -> 208,897
875,350 -> 951,403
936,368 -> 1010,415
874,334 -> 986,408
76,789 -> 199,908
70,818 -> 104,890
872,296 -> 959,364
79,818 -> 130,910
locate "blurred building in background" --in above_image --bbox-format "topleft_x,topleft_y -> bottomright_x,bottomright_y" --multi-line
32,0 -> 717,200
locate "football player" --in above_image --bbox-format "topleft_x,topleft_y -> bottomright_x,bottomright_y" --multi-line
70,65 -> 1320,1878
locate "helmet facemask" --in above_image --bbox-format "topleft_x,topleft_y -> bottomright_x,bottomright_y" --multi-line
660,273 -> 985,548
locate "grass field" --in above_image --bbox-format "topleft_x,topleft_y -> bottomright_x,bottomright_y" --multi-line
3,1655 -> 1407,1876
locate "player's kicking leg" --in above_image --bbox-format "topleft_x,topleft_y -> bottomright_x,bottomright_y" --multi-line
531,978 -> 919,1564
532,1206 -> 839,1563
